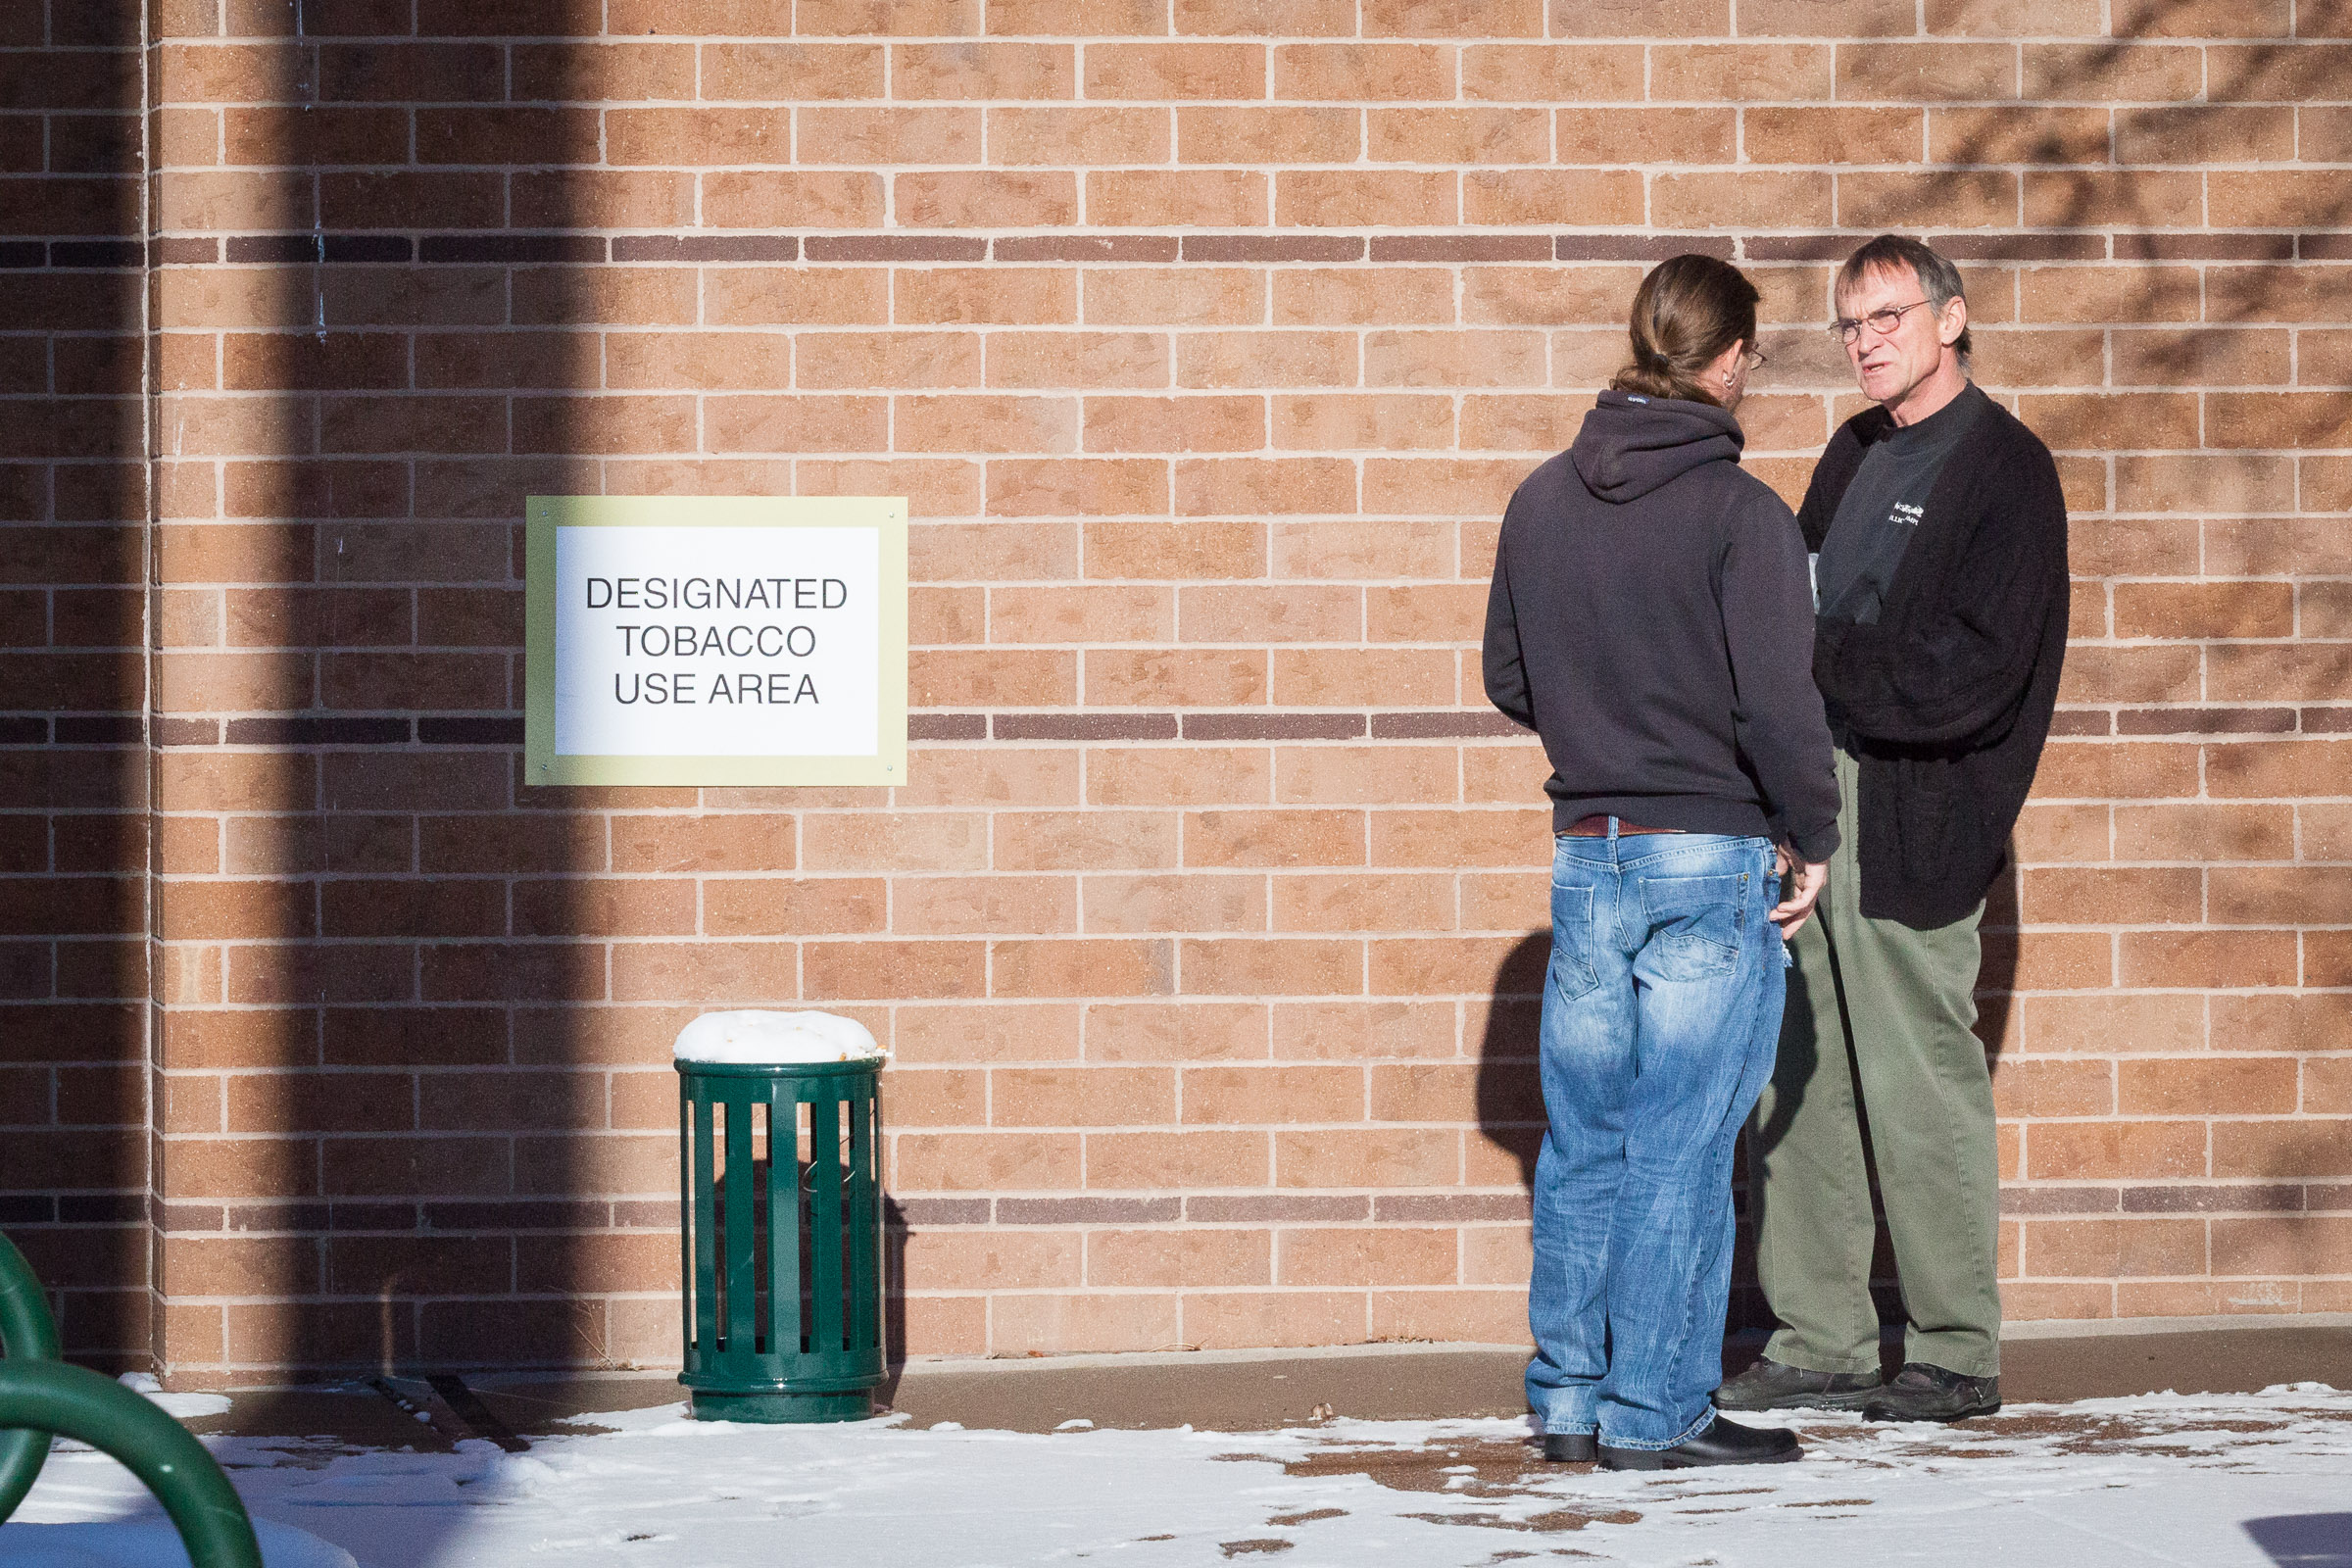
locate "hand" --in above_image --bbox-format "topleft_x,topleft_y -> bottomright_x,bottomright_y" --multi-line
1771,847 -> 1827,938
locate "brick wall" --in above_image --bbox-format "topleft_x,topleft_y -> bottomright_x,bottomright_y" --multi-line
13,0 -> 2346,1379
2,1 -> 151,1370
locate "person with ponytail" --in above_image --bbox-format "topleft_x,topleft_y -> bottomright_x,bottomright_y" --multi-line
1483,254 -> 1839,1471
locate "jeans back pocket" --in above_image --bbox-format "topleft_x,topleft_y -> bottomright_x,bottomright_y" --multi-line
1638,871 -> 1747,982
1549,882 -> 1601,1004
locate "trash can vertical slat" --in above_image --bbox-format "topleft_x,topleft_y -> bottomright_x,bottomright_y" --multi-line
808,1093 -> 845,1353
677,1090 -> 696,1367
768,1081 -> 802,1358
690,1090 -> 720,1364
848,1093 -> 879,1358
722,1097 -> 757,1354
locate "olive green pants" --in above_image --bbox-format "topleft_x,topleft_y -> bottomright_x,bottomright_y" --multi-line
1746,748 -> 2002,1380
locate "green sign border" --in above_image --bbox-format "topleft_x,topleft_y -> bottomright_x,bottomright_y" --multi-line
525,495 -> 908,787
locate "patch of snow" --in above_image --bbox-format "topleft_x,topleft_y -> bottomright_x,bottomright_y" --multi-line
7,1386 -> 2350,1566
0,1518 -> 352,1568
671,1009 -> 884,1065
113,1372 -> 230,1420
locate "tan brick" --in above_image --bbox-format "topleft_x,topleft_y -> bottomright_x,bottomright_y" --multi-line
1088,1228 -> 1269,1288
1085,1129 -> 1271,1187
1274,43 -> 1454,100
1275,1127 -> 1455,1187
1084,42 -> 1265,99
990,106 -> 1170,167
1087,170 -> 1266,228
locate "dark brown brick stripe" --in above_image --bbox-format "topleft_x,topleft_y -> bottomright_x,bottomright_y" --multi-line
993,712 -> 1179,741
2121,232 -> 2296,261
995,235 -> 1179,262
0,717 -> 47,744
153,717 -> 221,746
2000,1186 -> 2120,1214
225,716 -> 413,745
909,713 -> 988,741
891,1198 -> 992,1227
189,227 -> 2344,271
806,234 -> 985,262
1371,710 -> 1525,739
1558,234 -> 1734,261
2122,1184 -> 2304,1213
1375,234 -> 1550,262
1931,232 -> 2104,261
2301,707 -> 2352,732
612,234 -> 797,262
1185,1194 -> 1368,1222
1183,233 -> 1364,262
2046,710 -> 2112,736
1183,712 -> 1364,740
419,234 -> 605,264
418,716 -> 523,745
1742,234 -> 1863,262
2117,707 -> 2295,735
52,716 -> 142,745
998,1196 -> 1180,1225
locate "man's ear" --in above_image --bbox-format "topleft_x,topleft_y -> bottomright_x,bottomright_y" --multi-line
1938,296 -> 1969,348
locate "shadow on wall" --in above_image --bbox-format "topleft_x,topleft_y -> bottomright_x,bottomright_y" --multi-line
139,11 -> 612,1391
0,0 -> 152,1371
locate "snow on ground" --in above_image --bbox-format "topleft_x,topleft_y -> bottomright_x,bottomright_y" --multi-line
3,1385 -> 2348,1567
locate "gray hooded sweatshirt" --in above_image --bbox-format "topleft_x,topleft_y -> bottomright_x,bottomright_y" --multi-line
1482,391 -> 1840,860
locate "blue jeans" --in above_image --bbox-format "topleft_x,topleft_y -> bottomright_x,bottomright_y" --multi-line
1525,825 -> 1786,1449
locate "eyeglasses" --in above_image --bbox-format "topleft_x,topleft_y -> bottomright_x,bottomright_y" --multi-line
1738,349 -> 1768,372
1830,300 -> 1931,345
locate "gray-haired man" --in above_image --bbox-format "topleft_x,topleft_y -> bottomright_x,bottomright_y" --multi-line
1717,235 -> 2069,1424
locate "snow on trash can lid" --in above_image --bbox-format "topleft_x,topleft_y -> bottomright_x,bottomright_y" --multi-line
673,1009 -> 886,1065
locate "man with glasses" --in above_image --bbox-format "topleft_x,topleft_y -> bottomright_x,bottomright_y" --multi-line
1716,234 -> 2069,1424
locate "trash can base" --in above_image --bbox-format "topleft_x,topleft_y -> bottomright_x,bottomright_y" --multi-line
688,1389 -> 872,1424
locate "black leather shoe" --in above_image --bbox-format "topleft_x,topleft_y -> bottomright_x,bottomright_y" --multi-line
1597,1415 -> 1802,1471
1542,1432 -> 1596,1463
1860,1362 -> 2000,1423
1713,1355 -> 1881,1412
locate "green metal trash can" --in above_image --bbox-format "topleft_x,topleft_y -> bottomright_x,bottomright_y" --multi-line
676,1054 -> 884,1422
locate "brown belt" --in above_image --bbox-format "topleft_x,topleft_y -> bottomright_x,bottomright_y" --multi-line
1557,814 -> 1687,838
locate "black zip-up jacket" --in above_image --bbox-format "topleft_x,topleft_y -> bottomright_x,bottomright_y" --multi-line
1800,392 -> 2070,928
1483,392 -> 1840,861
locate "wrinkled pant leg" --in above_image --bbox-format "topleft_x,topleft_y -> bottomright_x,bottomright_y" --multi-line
1594,837 -> 1783,1449
1747,753 -> 1886,1378
1839,893 -> 2001,1379
1525,841 -> 1635,1440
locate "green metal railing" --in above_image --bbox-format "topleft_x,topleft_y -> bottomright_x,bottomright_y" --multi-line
677,1057 -> 885,1422
0,1233 -> 58,1521
0,1233 -> 261,1568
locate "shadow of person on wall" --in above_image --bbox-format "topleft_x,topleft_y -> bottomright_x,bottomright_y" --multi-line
1472,932 -> 1551,1203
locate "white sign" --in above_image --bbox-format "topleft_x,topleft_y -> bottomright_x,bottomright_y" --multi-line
526,497 -> 907,787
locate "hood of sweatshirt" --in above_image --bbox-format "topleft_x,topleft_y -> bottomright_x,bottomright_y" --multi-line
1569,390 -> 1745,504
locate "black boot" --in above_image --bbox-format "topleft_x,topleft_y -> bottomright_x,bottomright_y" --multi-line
1860,1363 -> 2000,1423
1542,1431 -> 1596,1463
1598,1415 -> 1802,1471
1713,1355 -> 1881,1412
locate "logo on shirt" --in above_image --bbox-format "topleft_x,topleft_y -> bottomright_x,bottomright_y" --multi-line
1887,501 -> 1924,527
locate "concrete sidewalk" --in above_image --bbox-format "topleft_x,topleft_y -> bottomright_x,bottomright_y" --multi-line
175,1323 -> 2352,1446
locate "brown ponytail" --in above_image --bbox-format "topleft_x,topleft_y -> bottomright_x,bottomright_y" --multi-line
1609,254 -> 1761,408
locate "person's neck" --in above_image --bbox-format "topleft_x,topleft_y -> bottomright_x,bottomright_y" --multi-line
1882,361 -> 1969,428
